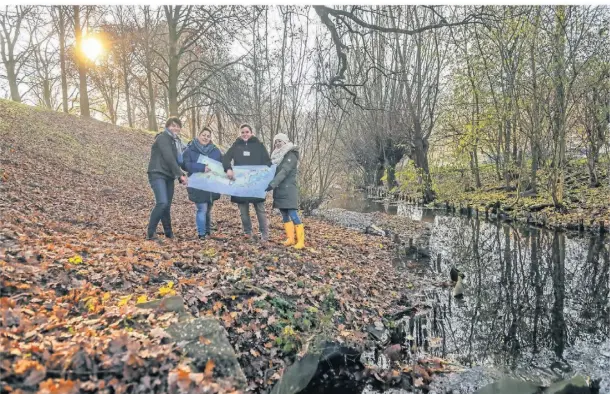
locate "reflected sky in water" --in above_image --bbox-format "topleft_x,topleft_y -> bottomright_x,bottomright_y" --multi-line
426,215 -> 609,371
330,193 -> 610,379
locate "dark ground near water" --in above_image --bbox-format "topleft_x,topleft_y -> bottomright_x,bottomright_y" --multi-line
314,192 -> 610,393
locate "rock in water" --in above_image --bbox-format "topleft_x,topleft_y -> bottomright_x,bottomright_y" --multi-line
271,341 -> 364,394
165,317 -> 247,389
453,275 -> 464,298
474,378 -> 540,394
474,375 -> 597,394
450,267 -> 465,282
271,353 -> 320,394
544,375 -> 597,394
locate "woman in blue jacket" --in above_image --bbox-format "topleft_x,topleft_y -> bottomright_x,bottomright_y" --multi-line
181,128 -> 223,239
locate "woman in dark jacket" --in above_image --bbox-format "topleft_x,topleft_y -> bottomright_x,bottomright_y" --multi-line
182,128 -> 223,239
222,124 -> 272,242
267,133 -> 304,249
146,117 -> 186,240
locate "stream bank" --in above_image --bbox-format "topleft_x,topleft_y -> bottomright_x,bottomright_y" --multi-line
362,181 -> 610,236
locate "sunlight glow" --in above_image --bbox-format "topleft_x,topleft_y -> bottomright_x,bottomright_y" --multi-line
81,36 -> 103,62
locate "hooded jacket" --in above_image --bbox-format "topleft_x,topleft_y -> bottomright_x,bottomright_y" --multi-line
269,146 -> 299,210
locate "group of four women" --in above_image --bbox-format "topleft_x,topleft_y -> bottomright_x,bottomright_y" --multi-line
145,117 -> 304,249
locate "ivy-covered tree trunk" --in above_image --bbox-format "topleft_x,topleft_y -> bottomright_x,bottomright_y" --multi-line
385,165 -> 397,188
469,150 -> 481,189
412,136 -> 435,202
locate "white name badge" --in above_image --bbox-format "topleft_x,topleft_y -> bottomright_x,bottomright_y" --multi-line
243,151 -> 250,156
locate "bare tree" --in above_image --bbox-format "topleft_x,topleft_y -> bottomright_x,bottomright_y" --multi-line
50,6 -> 70,113
131,6 -> 162,131
0,6 -> 40,102
161,6 -> 246,117
73,5 -> 90,117
89,53 -> 121,125
546,6 -> 603,208
30,18 -> 59,109
108,6 -> 136,127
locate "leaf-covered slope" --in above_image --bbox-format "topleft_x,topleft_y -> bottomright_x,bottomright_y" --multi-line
0,100 -> 439,393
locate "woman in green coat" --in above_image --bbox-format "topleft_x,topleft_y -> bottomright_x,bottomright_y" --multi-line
267,133 -> 304,249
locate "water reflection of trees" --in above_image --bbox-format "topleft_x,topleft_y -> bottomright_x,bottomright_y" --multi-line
425,216 -> 610,368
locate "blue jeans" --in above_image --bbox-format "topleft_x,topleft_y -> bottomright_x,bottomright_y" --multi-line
147,175 -> 175,238
195,202 -> 213,236
280,209 -> 301,225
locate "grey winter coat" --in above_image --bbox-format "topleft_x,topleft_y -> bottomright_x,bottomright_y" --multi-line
269,147 -> 299,210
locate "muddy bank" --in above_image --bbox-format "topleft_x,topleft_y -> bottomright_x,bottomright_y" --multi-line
312,207 -> 432,243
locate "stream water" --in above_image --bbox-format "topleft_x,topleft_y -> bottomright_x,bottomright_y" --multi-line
325,193 -> 610,393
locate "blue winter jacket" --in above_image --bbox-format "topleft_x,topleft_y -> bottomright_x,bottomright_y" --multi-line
182,141 -> 222,203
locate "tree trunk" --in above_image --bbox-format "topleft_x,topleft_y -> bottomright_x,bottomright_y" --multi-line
146,69 -> 158,131
123,63 -> 133,128
530,229 -> 543,353
551,231 -> 566,358
58,7 -> 69,113
587,142 -> 600,187
413,136 -> 435,202
374,164 -> 384,186
469,151 -> 480,189
528,18 -> 540,193
190,105 -> 197,139
468,70 -> 482,188
166,8 -> 179,116
74,6 -> 90,118
504,117 -> 511,187
496,125 -> 503,181
385,165 -> 397,188
196,107 -> 201,134
530,143 -> 539,192
42,80 -> 52,108
5,59 -> 20,102
550,6 -> 567,209
473,149 -> 481,188
215,105 -> 223,146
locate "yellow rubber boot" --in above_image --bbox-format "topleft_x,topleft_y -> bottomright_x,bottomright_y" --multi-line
294,224 -> 305,249
283,222 -> 296,246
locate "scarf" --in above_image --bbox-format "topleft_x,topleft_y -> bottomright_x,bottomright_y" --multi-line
192,138 -> 217,156
165,128 -> 186,164
271,141 -> 295,165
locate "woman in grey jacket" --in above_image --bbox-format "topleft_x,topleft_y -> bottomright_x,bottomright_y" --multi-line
267,133 -> 304,249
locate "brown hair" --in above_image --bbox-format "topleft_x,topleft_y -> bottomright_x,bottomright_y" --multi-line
165,117 -> 182,128
239,123 -> 252,132
199,127 -> 212,136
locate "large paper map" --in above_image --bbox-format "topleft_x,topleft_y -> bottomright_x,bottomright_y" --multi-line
187,156 -> 277,198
